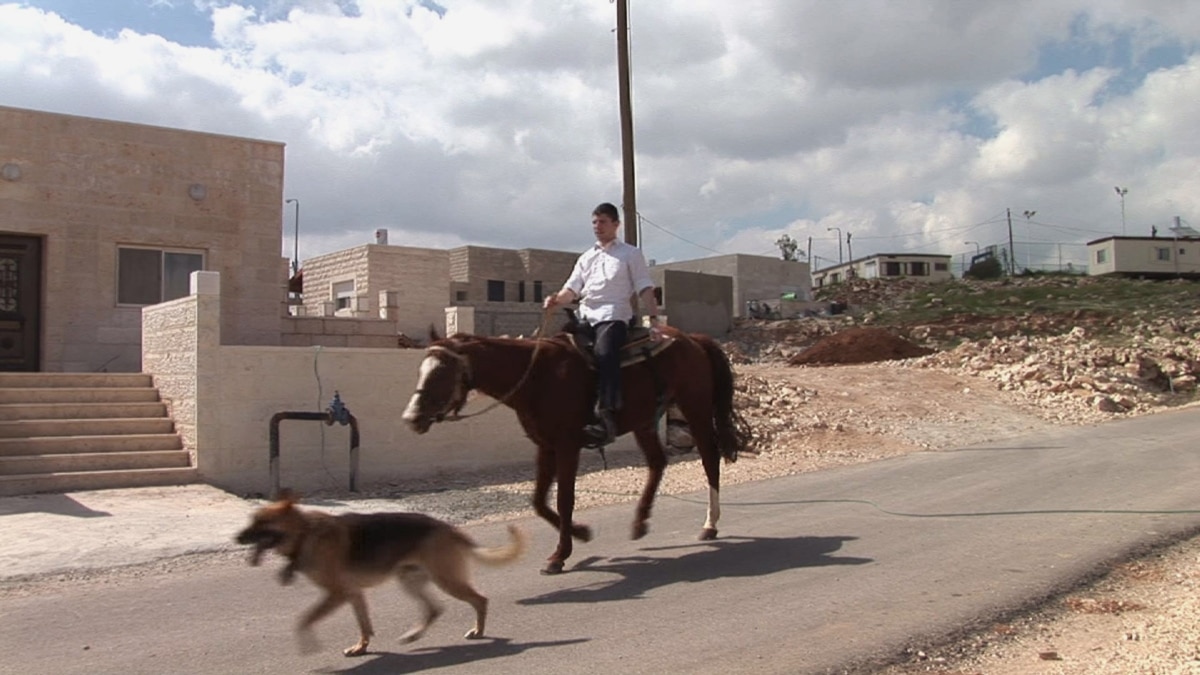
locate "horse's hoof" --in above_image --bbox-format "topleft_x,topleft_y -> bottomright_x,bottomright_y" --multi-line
631,522 -> 648,540
698,527 -> 718,541
571,524 -> 593,542
540,560 -> 565,575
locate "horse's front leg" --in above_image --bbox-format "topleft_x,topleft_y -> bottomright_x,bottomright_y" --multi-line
541,445 -> 590,575
631,428 -> 668,540
531,444 -> 561,532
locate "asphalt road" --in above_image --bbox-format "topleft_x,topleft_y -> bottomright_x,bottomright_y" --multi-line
4,407 -> 1199,674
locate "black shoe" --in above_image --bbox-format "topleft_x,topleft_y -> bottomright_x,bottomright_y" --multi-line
582,410 -> 617,447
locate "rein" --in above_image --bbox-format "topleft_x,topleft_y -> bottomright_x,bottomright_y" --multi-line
434,309 -> 554,422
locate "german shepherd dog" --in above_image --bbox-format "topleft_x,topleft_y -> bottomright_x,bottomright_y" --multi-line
235,490 -> 526,656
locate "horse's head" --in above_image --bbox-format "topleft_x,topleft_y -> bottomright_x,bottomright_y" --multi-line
401,340 -> 472,434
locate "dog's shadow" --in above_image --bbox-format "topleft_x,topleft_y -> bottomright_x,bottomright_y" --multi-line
522,534 -> 871,605
319,637 -> 589,674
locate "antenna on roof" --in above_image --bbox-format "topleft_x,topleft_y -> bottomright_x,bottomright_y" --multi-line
1169,216 -> 1199,239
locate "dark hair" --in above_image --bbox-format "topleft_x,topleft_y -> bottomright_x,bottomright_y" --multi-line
592,202 -> 620,222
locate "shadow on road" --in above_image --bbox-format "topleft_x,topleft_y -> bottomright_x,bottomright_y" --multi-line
321,636 -> 590,674
520,534 -> 870,605
0,493 -> 112,518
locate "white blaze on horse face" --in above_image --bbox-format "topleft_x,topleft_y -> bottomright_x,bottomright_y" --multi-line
401,355 -> 442,423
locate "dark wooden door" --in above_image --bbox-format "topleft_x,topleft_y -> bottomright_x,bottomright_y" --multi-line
0,235 -> 42,372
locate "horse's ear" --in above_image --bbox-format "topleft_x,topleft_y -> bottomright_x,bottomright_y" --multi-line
273,487 -> 300,505
428,324 -> 442,343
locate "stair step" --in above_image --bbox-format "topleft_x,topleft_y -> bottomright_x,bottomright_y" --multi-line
0,373 -> 153,389
0,434 -> 183,457
0,450 -> 192,475
0,402 -> 167,421
0,467 -> 199,497
0,418 -> 176,438
0,387 -> 160,405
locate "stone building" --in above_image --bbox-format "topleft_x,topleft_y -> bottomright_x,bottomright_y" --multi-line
0,106 -> 286,372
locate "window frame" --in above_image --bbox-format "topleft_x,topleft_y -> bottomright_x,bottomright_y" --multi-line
116,245 -> 205,307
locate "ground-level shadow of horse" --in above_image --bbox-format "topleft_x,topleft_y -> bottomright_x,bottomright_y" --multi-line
518,534 -> 871,605
320,637 -> 590,675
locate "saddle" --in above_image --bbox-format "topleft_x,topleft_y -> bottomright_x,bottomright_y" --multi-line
561,311 -> 674,368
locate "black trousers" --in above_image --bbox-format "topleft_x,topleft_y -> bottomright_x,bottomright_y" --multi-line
584,320 -> 627,412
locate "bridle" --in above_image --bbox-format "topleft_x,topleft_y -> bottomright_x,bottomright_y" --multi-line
415,309 -> 554,424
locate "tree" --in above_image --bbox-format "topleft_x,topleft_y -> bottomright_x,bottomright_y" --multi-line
775,234 -> 802,261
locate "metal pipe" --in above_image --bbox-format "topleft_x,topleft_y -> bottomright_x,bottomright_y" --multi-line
268,410 -> 360,496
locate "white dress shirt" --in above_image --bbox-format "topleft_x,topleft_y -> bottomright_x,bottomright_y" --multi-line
563,239 -> 655,324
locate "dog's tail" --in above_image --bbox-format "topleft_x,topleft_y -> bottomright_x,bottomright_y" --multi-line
470,524 -> 527,566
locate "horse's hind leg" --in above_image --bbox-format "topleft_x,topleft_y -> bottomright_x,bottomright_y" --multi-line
631,428 -> 668,540
679,402 -> 722,541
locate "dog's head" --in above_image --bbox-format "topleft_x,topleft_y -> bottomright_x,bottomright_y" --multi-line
235,489 -> 307,566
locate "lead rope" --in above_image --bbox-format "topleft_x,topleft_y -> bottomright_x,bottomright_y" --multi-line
442,308 -> 554,421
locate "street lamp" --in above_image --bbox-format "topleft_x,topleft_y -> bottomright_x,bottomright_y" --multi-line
285,198 -> 300,275
964,241 -> 980,255
826,226 -> 843,264
1114,187 -> 1128,235
1023,210 -> 1036,270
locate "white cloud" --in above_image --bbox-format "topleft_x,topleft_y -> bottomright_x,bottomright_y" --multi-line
2,0 -> 1200,270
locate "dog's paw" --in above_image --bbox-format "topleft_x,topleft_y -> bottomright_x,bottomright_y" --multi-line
277,567 -> 296,585
249,548 -> 265,567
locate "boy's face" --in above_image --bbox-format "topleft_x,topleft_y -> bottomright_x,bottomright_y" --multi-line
592,212 -> 620,244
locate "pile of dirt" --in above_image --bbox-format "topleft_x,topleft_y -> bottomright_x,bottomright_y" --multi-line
787,326 -> 934,366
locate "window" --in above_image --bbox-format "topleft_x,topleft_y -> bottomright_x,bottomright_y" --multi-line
883,262 -> 902,276
486,279 -> 505,302
533,281 -> 544,303
934,262 -> 949,271
117,247 -> 204,306
455,290 -> 467,302
1096,249 -> 1107,264
910,262 -> 930,276
332,280 -> 355,310
518,281 -> 526,303
1155,247 -> 1171,262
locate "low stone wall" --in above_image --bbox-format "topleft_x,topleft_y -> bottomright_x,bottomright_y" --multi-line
143,272 -> 635,496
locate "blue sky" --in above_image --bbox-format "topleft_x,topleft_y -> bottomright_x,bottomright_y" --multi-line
3,0 -> 1199,271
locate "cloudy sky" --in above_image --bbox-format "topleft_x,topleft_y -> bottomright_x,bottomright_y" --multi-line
3,1 -> 1198,272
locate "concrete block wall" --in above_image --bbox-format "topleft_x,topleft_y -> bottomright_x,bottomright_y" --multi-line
0,105 -> 285,372
652,254 -> 811,318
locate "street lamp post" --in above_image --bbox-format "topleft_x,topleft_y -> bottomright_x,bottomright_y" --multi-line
1114,187 -> 1128,235
826,226 -> 843,264
285,198 -> 300,275
1023,210 -> 1037,271
964,241 -> 980,255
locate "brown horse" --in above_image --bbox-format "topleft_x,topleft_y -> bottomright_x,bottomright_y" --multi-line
400,324 -> 754,574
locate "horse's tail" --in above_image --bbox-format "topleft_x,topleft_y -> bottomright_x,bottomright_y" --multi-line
696,334 -> 757,462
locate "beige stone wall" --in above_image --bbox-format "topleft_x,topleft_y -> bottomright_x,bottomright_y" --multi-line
300,244 -> 450,339
143,272 -> 634,495
451,246 -> 575,304
0,105 -> 285,371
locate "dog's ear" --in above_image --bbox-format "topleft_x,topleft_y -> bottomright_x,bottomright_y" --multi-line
273,487 -> 300,505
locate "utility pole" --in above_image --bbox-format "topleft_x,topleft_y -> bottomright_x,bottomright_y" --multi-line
1006,208 -> 1016,275
845,232 -> 853,265
616,0 -> 637,246
807,236 -> 812,266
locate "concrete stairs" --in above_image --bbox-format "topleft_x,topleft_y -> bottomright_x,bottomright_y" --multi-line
0,373 -> 196,496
